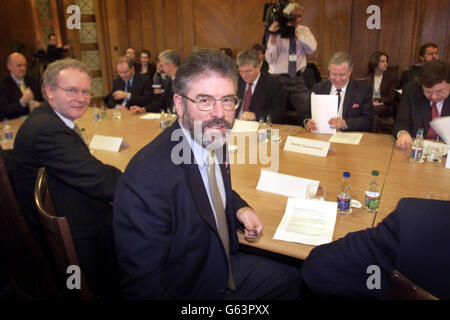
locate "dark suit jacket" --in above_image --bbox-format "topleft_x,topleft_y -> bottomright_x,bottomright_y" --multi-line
0,75 -> 43,120
12,102 -> 122,297
107,73 -> 153,108
236,73 -> 286,123
400,64 -> 423,89
302,198 -> 450,299
393,81 -> 450,138
136,63 -> 157,80
305,78 -> 374,132
46,45 -> 66,64
368,71 -> 396,107
113,121 -> 250,299
144,77 -> 174,113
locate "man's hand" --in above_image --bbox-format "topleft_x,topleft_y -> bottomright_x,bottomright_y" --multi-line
236,206 -> 264,240
113,90 -> 130,100
305,119 -> 317,132
20,88 -> 34,104
129,106 -> 146,114
396,131 -> 413,151
268,21 -> 280,33
329,117 -> 347,129
154,88 -> 165,95
239,111 -> 256,121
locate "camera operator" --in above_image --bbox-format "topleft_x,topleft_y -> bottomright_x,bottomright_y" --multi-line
265,2 -> 316,123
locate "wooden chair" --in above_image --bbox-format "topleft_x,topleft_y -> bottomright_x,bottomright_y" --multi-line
0,156 -> 60,299
388,270 -> 438,300
34,167 -> 94,300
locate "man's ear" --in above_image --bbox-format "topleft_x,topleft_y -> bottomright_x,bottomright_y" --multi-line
174,94 -> 185,120
45,84 -> 54,100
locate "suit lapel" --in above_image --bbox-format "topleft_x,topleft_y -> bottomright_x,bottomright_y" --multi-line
441,97 -> 450,117
250,75 -> 265,113
342,79 -> 354,117
418,89 -> 431,134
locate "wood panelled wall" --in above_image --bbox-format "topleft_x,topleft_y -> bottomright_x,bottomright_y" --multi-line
99,0 -> 448,88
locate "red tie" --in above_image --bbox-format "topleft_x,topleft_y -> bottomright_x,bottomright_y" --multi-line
426,102 -> 439,140
243,82 -> 253,112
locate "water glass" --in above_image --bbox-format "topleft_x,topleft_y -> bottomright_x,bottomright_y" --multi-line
112,110 -> 122,120
426,145 -> 442,162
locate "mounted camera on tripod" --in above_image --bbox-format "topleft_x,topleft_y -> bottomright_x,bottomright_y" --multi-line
263,0 -> 297,38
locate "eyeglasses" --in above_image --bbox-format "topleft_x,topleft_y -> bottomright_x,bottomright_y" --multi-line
56,86 -> 91,97
179,94 -> 241,111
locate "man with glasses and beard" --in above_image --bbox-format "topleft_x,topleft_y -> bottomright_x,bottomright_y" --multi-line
113,49 -> 301,300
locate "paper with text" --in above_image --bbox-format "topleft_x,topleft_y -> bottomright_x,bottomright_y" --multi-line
273,198 -> 338,246
430,116 -> 450,145
89,135 -> 124,152
140,113 -> 161,120
231,119 -> 260,133
311,94 -> 337,134
329,132 -> 363,145
284,136 -> 330,157
256,170 -> 319,198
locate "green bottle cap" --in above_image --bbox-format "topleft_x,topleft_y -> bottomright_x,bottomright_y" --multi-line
372,170 -> 379,176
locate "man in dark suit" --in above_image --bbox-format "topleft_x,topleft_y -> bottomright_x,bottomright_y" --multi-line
113,49 -> 301,300
399,43 -> 439,88
394,60 -> 449,150
304,52 -> 373,132
0,53 -> 44,120
301,198 -> 450,299
46,33 -> 70,64
13,59 -> 122,298
107,56 -> 153,110
235,49 -> 285,123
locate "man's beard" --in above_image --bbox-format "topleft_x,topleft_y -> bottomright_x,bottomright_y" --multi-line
183,110 -> 234,149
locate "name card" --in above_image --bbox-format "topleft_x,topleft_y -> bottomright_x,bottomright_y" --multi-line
284,136 -> 330,157
89,134 -> 125,152
231,119 -> 260,133
140,113 -> 161,120
329,132 -> 363,145
446,154 -> 450,169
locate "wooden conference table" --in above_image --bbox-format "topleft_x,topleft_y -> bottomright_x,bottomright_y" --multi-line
5,108 -> 449,260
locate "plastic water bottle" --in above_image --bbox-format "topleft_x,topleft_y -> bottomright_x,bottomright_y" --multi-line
160,109 -> 167,130
258,117 -> 267,142
100,102 -> 108,119
92,102 -> 100,122
410,128 -> 424,162
3,121 -> 13,149
266,114 -> 272,141
337,171 -> 352,214
364,170 -> 380,213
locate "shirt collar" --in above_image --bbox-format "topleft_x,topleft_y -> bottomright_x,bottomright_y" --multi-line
331,80 -> 349,95
178,120 -> 209,168
247,72 -> 261,89
52,109 -> 75,129
10,74 -> 24,86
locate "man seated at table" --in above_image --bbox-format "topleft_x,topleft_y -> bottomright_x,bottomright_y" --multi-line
235,49 -> 285,123
304,52 -> 373,132
129,49 -> 180,114
394,60 -> 449,150
399,43 -> 439,88
13,59 -> 122,298
0,53 -> 43,120
107,56 -> 153,110
113,48 -> 301,299
301,198 -> 450,299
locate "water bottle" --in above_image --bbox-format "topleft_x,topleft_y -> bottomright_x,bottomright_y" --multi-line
258,117 -> 267,142
100,102 -> 108,119
160,109 -> 167,130
92,102 -> 100,122
364,170 -> 380,213
337,171 -> 352,214
266,114 -> 272,141
410,128 -> 424,162
3,121 -> 13,149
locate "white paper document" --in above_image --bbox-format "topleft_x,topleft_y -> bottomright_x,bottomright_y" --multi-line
256,169 -> 319,199
284,136 -> 331,157
89,135 -> 124,152
430,116 -> 450,145
273,198 -> 338,246
231,119 -> 260,133
423,140 -> 450,156
311,94 -> 337,134
139,113 -> 161,120
329,132 -> 363,145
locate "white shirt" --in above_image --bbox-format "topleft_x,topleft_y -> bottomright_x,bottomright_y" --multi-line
53,109 -> 75,129
330,81 -> 350,118
238,72 -> 261,119
373,75 -> 382,99
179,120 -> 227,228
265,25 -> 317,74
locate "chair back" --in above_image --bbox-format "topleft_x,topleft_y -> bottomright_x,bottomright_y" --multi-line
388,270 -> 438,300
34,167 -> 94,300
0,156 -> 60,299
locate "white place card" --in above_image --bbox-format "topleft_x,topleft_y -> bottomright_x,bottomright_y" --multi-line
329,132 -> 363,145
273,198 -> 338,246
231,119 -> 260,133
89,134 -> 124,152
256,169 -> 319,199
140,113 -> 161,120
284,136 -> 330,157
446,154 -> 450,169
